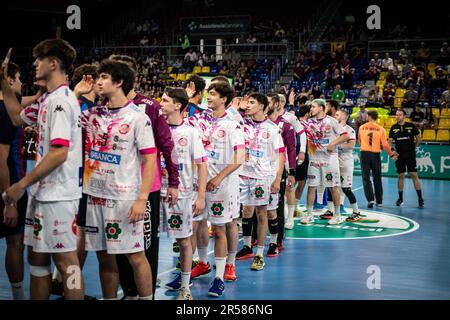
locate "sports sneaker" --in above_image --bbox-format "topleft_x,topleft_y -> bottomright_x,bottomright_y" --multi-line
294,206 -> 303,217
339,204 -> 347,214
121,295 -> 139,300
208,277 -> 225,297
266,243 -> 279,257
328,215 -> 345,225
284,219 -> 294,230
176,258 -> 199,269
251,238 -> 258,248
396,199 -> 404,207
172,242 -> 180,254
224,264 -> 237,282
176,287 -> 193,300
165,273 -> 193,291
320,210 -> 334,220
250,255 -> 265,271
367,201 -> 375,209
419,200 -> 424,208
236,245 -> 254,260
191,261 -> 211,279
346,212 -> 362,222
313,203 -> 324,209
300,214 -> 314,225
277,242 -> 284,252
376,203 -> 383,207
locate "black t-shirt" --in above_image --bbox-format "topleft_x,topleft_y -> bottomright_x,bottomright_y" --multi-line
410,111 -> 424,122
389,122 -> 420,153
0,100 -> 26,184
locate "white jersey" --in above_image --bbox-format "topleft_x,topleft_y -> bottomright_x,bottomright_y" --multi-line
160,120 -> 207,199
304,115 -> 347,162
82,102 -> 156,200
20,84 -> 82,201
282,111 -> 302,135
241,118 -> 285,180
338,124 -> 356,165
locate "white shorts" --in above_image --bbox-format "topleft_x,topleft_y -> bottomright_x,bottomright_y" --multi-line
267,191 -> 279,211
307,155 -> 341,188
24,196 -> 78,253
339,160 -> 354,188
164,197 -> 193,239
85,196 -> 144,254
239,176 -> 271,207
204,179 -> 237,225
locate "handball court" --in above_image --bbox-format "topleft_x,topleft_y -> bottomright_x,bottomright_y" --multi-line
1,177 -> 449,300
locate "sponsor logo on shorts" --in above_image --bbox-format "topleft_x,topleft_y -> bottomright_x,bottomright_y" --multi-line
255,186 -> 265,199
54,220 -> 67,227
52,229 -> 68,236
133,242 -> 141,249
84,226 -> 99,234
105,223 -> 122,240
88,197 -> 117,208
54,243 -> 65,249
326,173 -> 333,181
34,218 -> 43,236
143,201 -> 152,250
307,175 -> 316,179
211,203 -> 224,216
90,150 -> 121,165
169,215 -> 183,229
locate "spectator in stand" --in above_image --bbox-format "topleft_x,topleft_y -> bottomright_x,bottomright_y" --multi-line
415,42 -> 430,66
293,62 -> 304,81
399,44 -> 412,64
441,86 -> 450,110
355,104 -> 369,128
297,87 -> 309,104
310,83 -> 322,99
402,84 -> 418,109
242,78 -> 256,95
366,65 -> 380,81
410,104 -> 426,131
332,68 -> 344,87
366,89 -> 382,108
423,107 -> 435,129
373,53 -> 383,69
246,34 -> 257,44
184,48 -> 198,71
342,66 -> 354,90
383,84 -> 395,107
308,54 -> 320,75
341,53 -> 351,69
436,42 -> 450,68
332,84 -> 345,103
140,35 -> 149,46
382,53 -> 394,71
385,69 -> 397,85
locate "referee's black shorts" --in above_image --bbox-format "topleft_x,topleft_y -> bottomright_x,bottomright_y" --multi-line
395,150 -> 417,174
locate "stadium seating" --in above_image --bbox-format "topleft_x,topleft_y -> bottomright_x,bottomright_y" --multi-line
436,129 -> 450,141
440,108 -> 450,119
432,108 -> 441,119
192,66 -> 202,74
422,129 -> 436,141
438,118 -> 450,129
384,116 -> 397,129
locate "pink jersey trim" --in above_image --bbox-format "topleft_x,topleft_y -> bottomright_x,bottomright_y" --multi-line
140,147 -> 157,155
233,144 -> 245,151
50,138 -> 70,147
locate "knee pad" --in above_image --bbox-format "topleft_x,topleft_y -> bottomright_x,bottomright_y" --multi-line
30,265 -> 51,277
268,219 -> 279,234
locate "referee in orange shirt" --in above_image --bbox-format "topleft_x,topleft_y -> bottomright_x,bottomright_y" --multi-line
358,110 -> 398,208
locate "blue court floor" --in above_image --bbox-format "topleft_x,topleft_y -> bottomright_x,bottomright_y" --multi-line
1,177 -> 450,300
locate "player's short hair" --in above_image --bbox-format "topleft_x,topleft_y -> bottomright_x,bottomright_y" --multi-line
207,82 -> 235,106
266,93 -> 280,106
0,61 -> 20,80
183,74 -> 206,96
297,105 -> 311,118
397,109 -> 407,116
249,92 -> 269,110
97,59 -> 135,95
312,98 -> 326,110
72,64 -> 98,85
368,110 -> 379,121
338,108 -> 349,119
326,99 -> 339,109
164,86 -> 189,111
109,54 -> 138,77
278,94 -> 286,105
211,75 -> 230,84
32,39 -> 76,73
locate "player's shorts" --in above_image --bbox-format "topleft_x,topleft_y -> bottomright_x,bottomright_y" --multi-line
76,193 -> 88,227
395,151 -> 417,174
164,197 -> 193,239
85,195 -> 144,254
191,191 -> 206,222
339,160 -> 354,188
24,196 -> 78,253
295,154 -> 309,181
307,155 -> 341,188
239,176 -> 271,207
0,193 -> 27,239
267,191 -> 279,211
204,178 -> 236,226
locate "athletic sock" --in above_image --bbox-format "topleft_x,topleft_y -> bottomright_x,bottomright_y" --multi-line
139,294 -> 153,300
416,189 -> 423,201
287,205 -> 295,220
351,202 -> 359,213
226,252 -> 237,266
399,191 -> 403,201
327,201 -> 334,213
243,236 -> 252,248
11,282 -> 25,300
256,246 -> 264,257
340,188 -> 345,205
198,247 -> 208,264
307,206 -> 313,216
181,272 -> 191,289
215,257 -> 226,280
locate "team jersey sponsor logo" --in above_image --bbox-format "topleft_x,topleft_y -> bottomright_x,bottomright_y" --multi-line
249,149 -> 264,158
178,137 -> 188,146
89,150 -> 121,165
216,129 -> 226,138
119,123 -> 130,134
262,131 -> 270,139
206,150 -> 220,160
312,138 -> 330,144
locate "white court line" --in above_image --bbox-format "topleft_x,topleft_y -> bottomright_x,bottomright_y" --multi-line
352,186 -> 363,192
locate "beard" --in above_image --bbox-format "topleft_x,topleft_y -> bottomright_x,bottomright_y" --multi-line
266,107 -> 275,116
